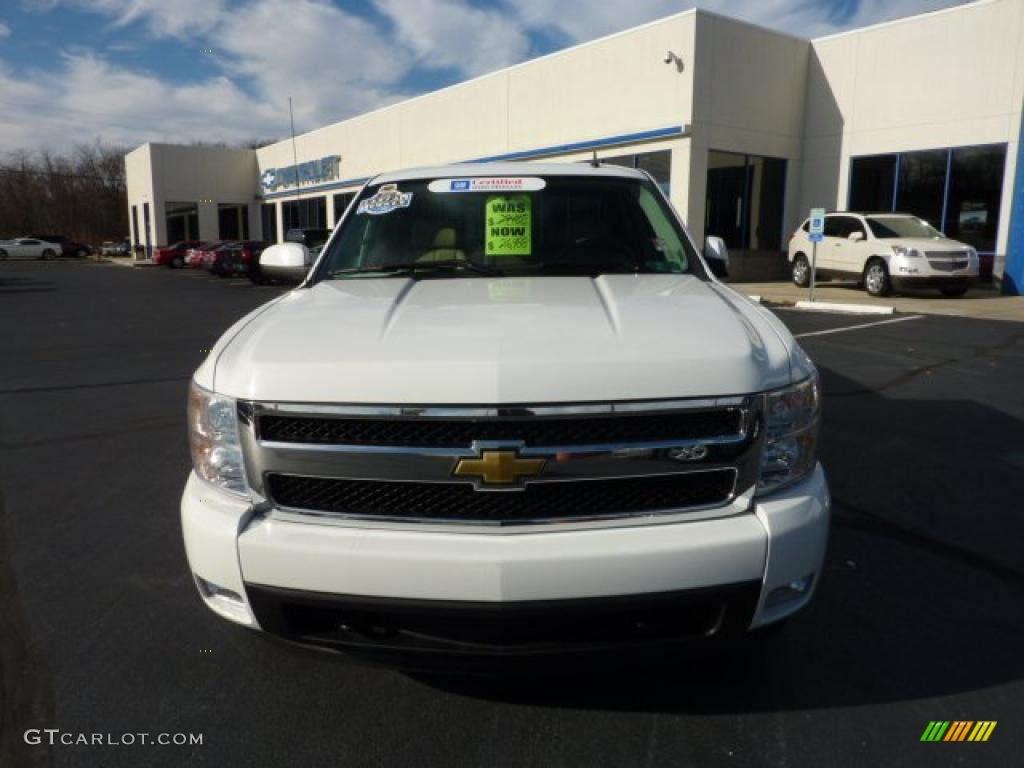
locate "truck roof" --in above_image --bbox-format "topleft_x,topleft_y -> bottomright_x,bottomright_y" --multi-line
372,161 -> 648,185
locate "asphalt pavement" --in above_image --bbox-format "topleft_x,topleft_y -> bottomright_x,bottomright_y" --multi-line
1,261 -> 1021,767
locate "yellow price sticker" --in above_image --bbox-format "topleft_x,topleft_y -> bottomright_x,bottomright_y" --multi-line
485,195 -> 531,256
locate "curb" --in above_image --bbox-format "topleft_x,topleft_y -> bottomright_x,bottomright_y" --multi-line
792,300 -> 894,315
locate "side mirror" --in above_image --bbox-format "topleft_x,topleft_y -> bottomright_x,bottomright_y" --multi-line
259,242 -> 310,283
704,235 -> 729,279
848,231 -> 865,242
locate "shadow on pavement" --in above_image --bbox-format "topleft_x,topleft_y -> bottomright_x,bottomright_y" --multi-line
415,366 -> 1024,712
0,489 -> 54,767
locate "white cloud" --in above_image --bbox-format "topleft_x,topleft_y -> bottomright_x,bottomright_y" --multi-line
373,0 -> 532,77
212,0 -> 412,129
1,0 -> 971,152
0,21 -> 10,39
0,54 -> 282,150
21,0 -> 228,37
505,0 -> 966,43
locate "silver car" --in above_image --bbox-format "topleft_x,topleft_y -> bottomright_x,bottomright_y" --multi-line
0,237 -> 63,260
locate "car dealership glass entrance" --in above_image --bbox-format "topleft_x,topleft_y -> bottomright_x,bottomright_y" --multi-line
848,144 -> 1008,277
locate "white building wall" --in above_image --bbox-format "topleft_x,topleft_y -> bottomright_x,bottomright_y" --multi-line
801,0 -> 1024,268
688,13 -> 810,245
257,12 -> 698,211
124,145 -> 154,252
126,143 -> 259,247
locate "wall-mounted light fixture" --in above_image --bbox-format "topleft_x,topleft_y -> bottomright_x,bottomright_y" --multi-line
663,50 -> 684,72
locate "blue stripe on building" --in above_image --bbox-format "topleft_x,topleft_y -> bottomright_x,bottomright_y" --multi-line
257,125 -> 687,201
1004,105 -> 1024,295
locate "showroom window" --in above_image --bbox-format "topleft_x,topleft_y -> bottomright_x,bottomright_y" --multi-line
218,204 -> 249,241
165,202 -> 198,243
261,203 -> 278,243
705,151 -> 787,250
333,192 -> 356,224
601,150 -> 671,196
848,144 -> 1007,254
281,197 -> 327,230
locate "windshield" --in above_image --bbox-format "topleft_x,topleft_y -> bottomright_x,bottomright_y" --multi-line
866,216 -> 943,239
314,175 -> 702,280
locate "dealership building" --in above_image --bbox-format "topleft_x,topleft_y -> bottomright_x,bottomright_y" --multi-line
125,0 -> 1024,292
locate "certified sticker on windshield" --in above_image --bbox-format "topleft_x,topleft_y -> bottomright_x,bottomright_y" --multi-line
485,194 -> 531,257
357,184 -> 413,215
429,177 -> 546,193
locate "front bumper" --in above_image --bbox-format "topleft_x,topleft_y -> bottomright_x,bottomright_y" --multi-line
181,464 -> 829,659
890,275 -> 975,290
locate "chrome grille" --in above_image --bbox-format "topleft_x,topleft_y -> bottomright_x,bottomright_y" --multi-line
238,398 -> 764,530
258,409 -> 743,448
925,250 -> 970,272
267,470 -> 738,523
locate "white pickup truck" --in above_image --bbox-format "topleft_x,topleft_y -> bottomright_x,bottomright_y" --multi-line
182,163 -> 829,668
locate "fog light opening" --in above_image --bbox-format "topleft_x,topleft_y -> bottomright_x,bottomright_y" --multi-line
195,575 -> 244,604
765,573 -> 814,611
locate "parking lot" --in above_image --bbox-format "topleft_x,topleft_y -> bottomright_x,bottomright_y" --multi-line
1,260 -> 1022,767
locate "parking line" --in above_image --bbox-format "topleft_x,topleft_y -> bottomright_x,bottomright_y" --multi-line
794,314 -> 924,339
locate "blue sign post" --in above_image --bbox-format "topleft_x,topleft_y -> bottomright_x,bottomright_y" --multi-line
808,208 -> 825,301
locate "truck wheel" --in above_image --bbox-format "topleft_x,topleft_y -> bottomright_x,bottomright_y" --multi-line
940,283 -> 969,297
791,254 -> 810,287
863,259 -> 890,297
41,249 -> 56,260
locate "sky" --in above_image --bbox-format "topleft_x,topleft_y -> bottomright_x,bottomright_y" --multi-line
0,0 -> 968,154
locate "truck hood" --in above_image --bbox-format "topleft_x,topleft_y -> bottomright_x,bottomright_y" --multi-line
212,275 -> 797,403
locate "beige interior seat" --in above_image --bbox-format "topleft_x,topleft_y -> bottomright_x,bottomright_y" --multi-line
418,228 -> 465,262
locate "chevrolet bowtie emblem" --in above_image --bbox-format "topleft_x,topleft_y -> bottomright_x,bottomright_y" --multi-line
453,450 -> 546,488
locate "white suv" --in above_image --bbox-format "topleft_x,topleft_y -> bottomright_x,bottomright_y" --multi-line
788,212 -> 978,297
182,163 -> 829,670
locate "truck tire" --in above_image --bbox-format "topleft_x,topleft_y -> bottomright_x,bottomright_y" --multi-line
791,254 -> 810,287
863,258 -> 890,297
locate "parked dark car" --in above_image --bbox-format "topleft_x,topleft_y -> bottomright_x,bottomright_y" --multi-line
209,240 -> 268,277
284,228 -> 331,248
154,240 -> 203,268
100,240 -> 131,256
29,235 -> 91,257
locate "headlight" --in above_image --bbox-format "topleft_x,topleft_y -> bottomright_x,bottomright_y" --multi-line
187,382 -> 247,495
757,373 -> 821,495
892,245 -> 921,258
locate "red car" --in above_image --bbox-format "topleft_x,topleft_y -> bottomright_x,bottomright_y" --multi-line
184,241 -> 226,268
153,240 -> 203,268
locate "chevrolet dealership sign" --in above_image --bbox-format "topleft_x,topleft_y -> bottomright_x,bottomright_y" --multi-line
261,155 -> 341,192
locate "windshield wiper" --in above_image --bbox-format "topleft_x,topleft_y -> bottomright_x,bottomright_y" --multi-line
328,259 -> 503,278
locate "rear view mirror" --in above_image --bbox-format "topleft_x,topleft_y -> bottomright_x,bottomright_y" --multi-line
259,243 -> 309,283
704,236 -> 729,279
848,231 -> 865,242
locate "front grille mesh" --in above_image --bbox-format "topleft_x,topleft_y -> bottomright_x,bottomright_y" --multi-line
259,409 -> 743,448
267,470 -> 736,523
926,259 -> 969,272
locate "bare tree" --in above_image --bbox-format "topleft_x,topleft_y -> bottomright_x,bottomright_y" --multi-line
0,142 -> 129,243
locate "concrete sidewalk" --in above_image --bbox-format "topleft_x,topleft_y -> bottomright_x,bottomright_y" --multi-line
730,280 -> 1024,322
